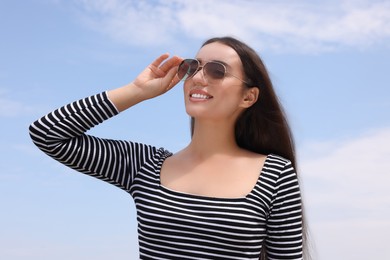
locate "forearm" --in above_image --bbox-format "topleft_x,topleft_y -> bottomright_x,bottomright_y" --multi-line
29,92 -> 118,152
107,83 -> 147,112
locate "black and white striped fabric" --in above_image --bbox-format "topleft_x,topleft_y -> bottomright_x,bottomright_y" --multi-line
29,92 -> 303,259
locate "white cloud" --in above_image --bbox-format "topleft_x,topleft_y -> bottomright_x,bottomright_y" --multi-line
74,0 -> 390,52
300,127 -> 390,219
310,219 -> 390,260
299,127 -> 390,259
75,0 -> 178,46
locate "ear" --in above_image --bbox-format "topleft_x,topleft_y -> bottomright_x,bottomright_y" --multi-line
240,87 -> 259,108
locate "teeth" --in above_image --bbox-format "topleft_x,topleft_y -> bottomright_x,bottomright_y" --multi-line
191,93 -> 211,99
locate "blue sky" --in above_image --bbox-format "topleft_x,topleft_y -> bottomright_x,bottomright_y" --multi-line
1,0 -> 389,259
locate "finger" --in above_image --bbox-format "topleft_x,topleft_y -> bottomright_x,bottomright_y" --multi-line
159,56 -> 183,73
163,66 -> 182,91
150,53 -> 170,68
148,53 -> 170,77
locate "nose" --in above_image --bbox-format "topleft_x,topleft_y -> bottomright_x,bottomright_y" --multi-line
191,66 -> 207,84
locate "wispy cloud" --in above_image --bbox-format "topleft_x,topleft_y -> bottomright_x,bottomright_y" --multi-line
301,127 -> 390,219
300,127 -> 390,259
0,88 -> 49,118
300,127 -> 390,260
74,0 -> 390,52
0,93 -> 35,118
310,219 -> 390,259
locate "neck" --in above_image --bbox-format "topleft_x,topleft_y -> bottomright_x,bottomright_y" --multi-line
185,119 -> 241,159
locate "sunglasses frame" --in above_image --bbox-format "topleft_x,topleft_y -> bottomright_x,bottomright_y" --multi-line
178,58 -> 250,85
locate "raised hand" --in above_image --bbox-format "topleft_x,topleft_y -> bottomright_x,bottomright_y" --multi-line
133,54 -> 183,100
108,54 -> 183,112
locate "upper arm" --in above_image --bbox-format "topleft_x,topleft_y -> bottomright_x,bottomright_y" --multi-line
265,161 -> 303,259
29,92 -> 158,192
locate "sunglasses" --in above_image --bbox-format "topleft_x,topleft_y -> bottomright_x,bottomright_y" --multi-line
177,59 -> 249,84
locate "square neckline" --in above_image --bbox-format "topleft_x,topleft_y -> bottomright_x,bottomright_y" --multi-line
158,154 -> 271,201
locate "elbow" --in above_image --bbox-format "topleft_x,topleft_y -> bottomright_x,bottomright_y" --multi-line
28,119 -> 49,150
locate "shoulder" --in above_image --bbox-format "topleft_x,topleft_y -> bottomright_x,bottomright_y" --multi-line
141,143 -> 172,158
262,154 -> 298,187
263,154 -> 294,174
266,153 -> 291,166
121,141 -> 172,164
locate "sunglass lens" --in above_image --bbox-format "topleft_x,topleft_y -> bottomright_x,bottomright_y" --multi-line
178,59 -> 199,80
205,62 -> 225,80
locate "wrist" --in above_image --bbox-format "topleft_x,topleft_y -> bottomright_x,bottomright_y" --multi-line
107,83 -> 147,112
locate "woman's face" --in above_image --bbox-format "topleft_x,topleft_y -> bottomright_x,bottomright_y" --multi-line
183,42 -> 252,123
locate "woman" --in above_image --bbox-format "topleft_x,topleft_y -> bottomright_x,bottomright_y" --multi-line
30,36 -> 306,259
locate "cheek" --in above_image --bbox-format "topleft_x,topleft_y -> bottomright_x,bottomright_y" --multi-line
183,82 -> 189,105
183,81 -> 191,95
212,87 -> 246,112
218,85 -> 246,103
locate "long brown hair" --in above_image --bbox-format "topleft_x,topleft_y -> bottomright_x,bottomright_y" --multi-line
191,36 -> 310,259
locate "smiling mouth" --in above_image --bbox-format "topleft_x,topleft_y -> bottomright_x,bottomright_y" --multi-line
190,93 -> 212,99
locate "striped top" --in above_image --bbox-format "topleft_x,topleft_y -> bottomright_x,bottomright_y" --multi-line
29,92 -> 303,259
